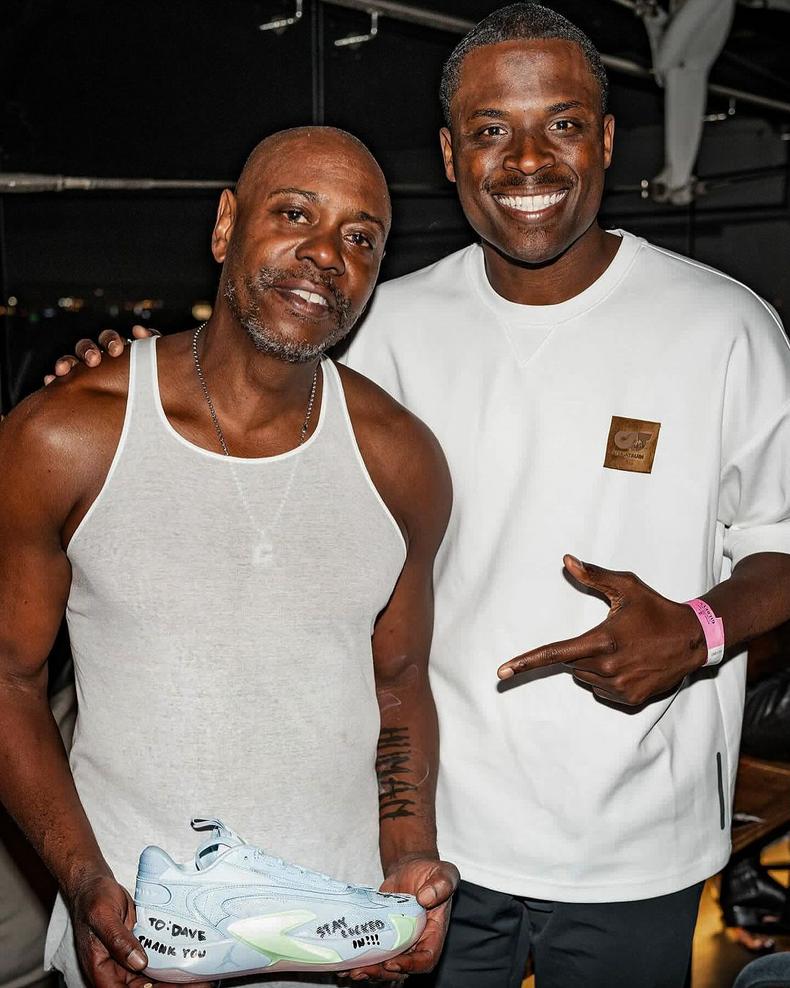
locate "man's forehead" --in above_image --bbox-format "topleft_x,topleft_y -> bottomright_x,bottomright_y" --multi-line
455,38 -> 599,109
237,128 -> 388,201
255,145 -> 359,185
250,147 -> 385,193
245,156 -> 390,226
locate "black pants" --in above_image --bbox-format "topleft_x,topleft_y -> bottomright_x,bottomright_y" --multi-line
411,879 -> 704,988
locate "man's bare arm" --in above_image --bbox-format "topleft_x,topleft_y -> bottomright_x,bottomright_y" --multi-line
0,396 -> 112,898
339,371 -> 457,980
372,478 -> 458,980
0,387 -> 211,988
371,429 -> 450,879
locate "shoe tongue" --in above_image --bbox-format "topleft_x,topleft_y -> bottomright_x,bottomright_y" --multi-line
191,817 -> 245,870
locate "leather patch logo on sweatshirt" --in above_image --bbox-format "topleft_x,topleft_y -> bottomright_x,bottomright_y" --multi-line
604,416 -> 661,474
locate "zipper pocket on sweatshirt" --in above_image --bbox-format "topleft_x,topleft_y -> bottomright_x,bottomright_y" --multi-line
716,752 -> 726,830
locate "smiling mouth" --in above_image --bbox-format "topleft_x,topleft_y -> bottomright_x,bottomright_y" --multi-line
493,190 -> 569,214
284,287 -> 330,308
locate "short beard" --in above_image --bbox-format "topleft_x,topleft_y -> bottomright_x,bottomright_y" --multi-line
224,267 -> 353,365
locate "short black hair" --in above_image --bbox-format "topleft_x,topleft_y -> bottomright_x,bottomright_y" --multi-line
440,3 -> 609,126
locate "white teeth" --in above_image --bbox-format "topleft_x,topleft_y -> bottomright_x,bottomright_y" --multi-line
495,190 -> 568,212
288,288 -> 328,306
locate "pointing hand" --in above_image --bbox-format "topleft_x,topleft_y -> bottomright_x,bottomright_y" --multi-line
497,555 -> 709,706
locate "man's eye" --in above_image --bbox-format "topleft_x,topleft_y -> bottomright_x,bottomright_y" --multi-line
479,125 -> 507,137
348,232 -> 374,249
283,208 -> 308,222
550,119 -> 578,132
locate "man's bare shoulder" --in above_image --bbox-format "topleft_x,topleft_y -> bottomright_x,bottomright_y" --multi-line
0,351 -> 131,524
2,351 -> 129,454
337,362 -> 445,462
335,362 -> 451,544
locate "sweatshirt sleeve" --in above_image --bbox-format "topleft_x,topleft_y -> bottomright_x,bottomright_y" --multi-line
719,296 -> 790,567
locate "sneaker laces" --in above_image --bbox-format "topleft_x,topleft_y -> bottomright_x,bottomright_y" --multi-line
192,818 -> 344,886
251,847 -> 338,884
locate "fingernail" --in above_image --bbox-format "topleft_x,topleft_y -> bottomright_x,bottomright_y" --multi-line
567,555 -> 584,569
86,349 -> 99,364
109,341 -> 122,355
498,668 -> 514,680
44,375 -> 54,385
128,948 -> 147,969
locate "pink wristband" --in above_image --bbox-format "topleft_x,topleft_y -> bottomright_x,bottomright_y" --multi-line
685,598 -> 725,667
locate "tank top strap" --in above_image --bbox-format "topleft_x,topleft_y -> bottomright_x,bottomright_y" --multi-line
316,358 -> 356,449
319,357 -> 343,423
125,336 -> 162,429
317,358 -> 406,557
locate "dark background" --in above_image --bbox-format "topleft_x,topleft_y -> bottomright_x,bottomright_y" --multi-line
2,0 -> 790,410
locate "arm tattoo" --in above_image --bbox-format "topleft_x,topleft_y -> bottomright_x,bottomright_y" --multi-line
376,726 -> 417,821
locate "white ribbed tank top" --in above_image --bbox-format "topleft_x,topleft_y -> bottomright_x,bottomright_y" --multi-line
46,337 -> 406,987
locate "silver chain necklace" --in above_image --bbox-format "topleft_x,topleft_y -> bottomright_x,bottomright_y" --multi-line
191,323 -> 320,456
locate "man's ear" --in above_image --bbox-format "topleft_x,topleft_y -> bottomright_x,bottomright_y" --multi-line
439,128 -> 457,184
211,189 -> 237,263
602,114 -> 615,170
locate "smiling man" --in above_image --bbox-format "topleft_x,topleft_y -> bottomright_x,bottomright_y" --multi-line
47,5 -> 790,987
0,127 -> 458,988
343,5 -> 790,988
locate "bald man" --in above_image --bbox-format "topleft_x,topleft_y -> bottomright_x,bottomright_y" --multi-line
0,128 -> 457,988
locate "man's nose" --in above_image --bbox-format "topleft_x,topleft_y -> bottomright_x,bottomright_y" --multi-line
502,130 -> 556,176
295,228 -> 346,276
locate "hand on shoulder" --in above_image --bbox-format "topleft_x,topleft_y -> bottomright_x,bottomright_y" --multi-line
44,324 -> 158,385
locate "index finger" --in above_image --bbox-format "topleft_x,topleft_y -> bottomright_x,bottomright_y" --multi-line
98,329 -> 127,356
498,630 -> 615,679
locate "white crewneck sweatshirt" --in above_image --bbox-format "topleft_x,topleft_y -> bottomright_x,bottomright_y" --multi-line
344,230 -> 790,901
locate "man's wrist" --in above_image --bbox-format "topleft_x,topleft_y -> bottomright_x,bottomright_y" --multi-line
60,854 -> 114,903
685,598 -> 726,667
382,847 -> 440,877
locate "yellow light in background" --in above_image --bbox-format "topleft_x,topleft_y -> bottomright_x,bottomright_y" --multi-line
192,301 -> 213,321
133,299 -> 163,317
7,296 -> 18,307
58,297 -> 85,311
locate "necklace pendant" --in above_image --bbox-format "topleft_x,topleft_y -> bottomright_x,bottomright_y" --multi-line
252,536 -> 274,567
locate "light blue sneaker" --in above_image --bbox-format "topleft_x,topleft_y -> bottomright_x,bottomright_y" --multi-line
132,818 -> 426,983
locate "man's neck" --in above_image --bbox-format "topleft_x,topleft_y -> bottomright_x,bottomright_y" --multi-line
197,311 -> 321,433
482,223 -> 621,306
